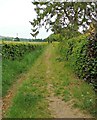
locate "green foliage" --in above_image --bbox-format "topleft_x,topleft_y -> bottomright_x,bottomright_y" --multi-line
2,43 -> 43,60
51,44 -> 96,117
2,43 -> 46,96
2,37 -> 13,41
1,37 -> 42,42
59,34 -> 97,89
14,37 -> 20,41
32,38 -> 45,42
86,33 -> 97,88
46,27 -> 81,43
5,45 -> 52,118
30,2 -> 97,36
46,34 -> 61,43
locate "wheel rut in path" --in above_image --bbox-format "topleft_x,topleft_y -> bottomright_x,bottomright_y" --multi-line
2,73 -> 27,117
2,50 -> 44,117
45,44 -> 93,118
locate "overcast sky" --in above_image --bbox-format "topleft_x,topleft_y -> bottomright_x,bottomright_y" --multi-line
0,0 -> 52,39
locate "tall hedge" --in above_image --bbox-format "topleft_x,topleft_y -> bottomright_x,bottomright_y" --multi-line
59,34 -> 97,89
2,43 -> 43,60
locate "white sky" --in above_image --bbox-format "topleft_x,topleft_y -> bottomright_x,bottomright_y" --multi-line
0,0 -> 52,39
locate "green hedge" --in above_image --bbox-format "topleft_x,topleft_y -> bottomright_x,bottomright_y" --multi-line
59,34 -> 97,89
2,42 -> 46,96
2,43 -> 43,60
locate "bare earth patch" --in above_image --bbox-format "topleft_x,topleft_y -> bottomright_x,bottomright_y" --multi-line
47,84 -> 92,118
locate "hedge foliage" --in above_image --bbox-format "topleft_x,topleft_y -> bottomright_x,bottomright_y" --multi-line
59,34 -> 97,89
2,42 -> 45,60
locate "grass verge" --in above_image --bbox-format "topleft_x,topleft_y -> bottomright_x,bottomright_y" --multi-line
2,47 -> 45,97
51,44 -> 96,118
4,45 -> 51,118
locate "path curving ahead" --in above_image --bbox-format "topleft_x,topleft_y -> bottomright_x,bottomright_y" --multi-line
3,44 -> 94,118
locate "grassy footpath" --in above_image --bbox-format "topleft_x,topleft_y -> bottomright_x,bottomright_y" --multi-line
2,47 -> 45,97
4,43 -> 96,118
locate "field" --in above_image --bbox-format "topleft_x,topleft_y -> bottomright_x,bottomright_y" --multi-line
2,41 -> 48,44
2,40 -> 97,119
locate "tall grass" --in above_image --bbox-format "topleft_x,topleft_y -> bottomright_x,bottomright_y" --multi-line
2,47 -> 44,97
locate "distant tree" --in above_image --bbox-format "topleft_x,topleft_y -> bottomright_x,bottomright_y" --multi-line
14,37 -> 20,41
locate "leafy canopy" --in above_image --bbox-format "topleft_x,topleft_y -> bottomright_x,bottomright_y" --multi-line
30,1 -> 97,37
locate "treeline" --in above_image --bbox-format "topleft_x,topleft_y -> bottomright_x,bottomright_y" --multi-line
2,37 -> 46,42
45,28 -> 81,43
32,38 -> 47,42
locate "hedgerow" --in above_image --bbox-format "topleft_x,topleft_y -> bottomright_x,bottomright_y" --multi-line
2,42 -> 44,60
59,34 -> 97,89
2,42 -> 46,96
